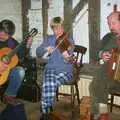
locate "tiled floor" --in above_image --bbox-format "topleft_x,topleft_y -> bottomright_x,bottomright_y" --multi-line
0,97 -> 120,120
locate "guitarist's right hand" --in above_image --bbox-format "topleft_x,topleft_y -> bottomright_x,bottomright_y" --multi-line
0,55 -> 10,72
0,61 -> 8,72
1,55 -> 10,64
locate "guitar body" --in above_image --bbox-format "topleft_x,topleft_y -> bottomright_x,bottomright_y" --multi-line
0,48 -> 19,85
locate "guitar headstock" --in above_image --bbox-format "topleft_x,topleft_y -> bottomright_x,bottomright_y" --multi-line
29,28 -> 38,37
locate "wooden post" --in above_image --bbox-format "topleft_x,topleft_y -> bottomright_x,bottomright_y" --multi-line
64,0 -> 73,37
42,0 -> 49,38
88,0 -> 100,63
21,0 -> 31,39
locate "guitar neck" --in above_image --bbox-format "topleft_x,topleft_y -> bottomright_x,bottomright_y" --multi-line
7,39 -> 27,58
6,28 -> 38,59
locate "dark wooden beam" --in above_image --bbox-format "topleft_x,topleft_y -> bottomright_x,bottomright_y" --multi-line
72,0 -> 88,21
88,0 -> 100,63
21,0 -> 31,39
42,0 -> 49,38
64,0 -> 73,36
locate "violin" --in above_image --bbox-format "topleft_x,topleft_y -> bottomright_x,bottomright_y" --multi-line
42,32 -> 75,63
55,32 -> 73,53
55,32 -> 76,63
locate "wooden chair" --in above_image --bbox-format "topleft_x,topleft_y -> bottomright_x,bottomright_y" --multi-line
108,92 -> 120,112
56,45 -> 87,106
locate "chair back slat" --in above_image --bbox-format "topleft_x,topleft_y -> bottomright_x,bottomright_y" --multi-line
74,45 -> 87,67
73,45 -> 87,81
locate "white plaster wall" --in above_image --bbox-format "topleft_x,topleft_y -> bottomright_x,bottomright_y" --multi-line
31,0 -> 42,9
28,9 -> 43,57
47,0 -> 64,34
29,0 -> 43,57
73,3 -> 89,63
0,0 -> 22,42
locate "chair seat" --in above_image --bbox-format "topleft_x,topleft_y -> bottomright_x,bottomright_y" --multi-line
111,92 -> 120,96
63,68 -> 80,85
63,80 -> 79,85
109,92 -> 120,112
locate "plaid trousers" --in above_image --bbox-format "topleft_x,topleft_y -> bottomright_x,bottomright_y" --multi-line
41,69 -> 72,113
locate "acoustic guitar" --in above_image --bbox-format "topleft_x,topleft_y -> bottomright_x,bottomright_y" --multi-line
0,28 -> 38,85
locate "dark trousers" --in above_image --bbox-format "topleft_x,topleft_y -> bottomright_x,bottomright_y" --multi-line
89,62 -> 120,114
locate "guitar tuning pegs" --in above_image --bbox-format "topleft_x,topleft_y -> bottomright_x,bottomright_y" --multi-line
29,28 -> 38,37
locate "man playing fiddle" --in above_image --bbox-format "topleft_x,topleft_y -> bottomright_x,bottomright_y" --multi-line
36,16 -> 75,119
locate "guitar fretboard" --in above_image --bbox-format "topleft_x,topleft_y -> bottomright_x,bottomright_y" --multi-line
6,28 -> 38,58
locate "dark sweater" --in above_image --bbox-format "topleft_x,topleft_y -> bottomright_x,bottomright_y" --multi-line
93,32 -> 117,61
0,37 -> 29,65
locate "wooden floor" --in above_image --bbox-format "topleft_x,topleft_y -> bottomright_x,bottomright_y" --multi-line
0,97 -> 120,120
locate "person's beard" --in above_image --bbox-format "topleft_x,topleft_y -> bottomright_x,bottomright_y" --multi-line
111,29 -> 117,35
111,29 -> 120,36
113,32 -> 120,40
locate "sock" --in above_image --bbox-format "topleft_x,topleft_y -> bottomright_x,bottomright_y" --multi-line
99,103 -> 108,114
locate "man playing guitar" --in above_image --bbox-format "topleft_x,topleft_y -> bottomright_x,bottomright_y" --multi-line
0,19 -> 33,104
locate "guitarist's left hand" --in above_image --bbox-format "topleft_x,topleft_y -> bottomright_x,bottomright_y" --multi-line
26,37 -> 33,48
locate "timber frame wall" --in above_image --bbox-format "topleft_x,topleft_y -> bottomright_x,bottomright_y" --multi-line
21,0 -> 31,39
21,0 -> 100,63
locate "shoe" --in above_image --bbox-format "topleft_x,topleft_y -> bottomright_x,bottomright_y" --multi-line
40,113 -> 51,120
50,106 -> 53,112
40,106 -> 53,114
2,94 -> 21,105
40,106 -> 53,120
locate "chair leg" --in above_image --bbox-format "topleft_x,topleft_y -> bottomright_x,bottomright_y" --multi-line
56,88 -> 59,101
110,94 -> 114,112
71,85 -> 75,108
75,83 -> 80,104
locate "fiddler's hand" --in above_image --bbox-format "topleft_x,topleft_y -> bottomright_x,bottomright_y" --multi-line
101,51 -> 111,62
62,51 -> 70,61
62,51 -> 76,63
45,46 -> 55,55
70,54 -> 77,63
